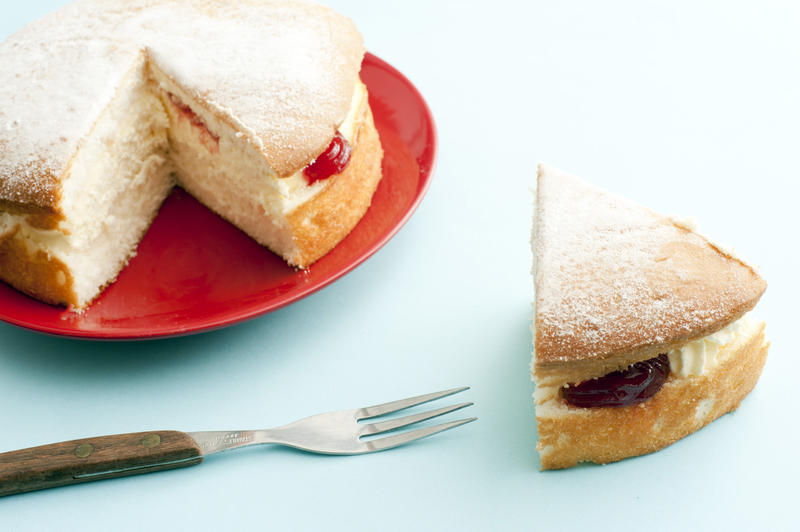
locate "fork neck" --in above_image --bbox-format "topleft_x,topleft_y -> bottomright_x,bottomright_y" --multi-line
186,430 -> 283,455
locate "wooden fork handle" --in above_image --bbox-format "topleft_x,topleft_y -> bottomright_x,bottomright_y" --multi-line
0,431 -> 203,497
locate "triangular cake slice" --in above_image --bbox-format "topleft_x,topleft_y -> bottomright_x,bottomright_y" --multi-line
531,164 -> 768,470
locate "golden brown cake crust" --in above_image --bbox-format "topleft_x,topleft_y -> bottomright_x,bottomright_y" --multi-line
0,199 -> 63,231
533,164 -> 766,380
286,104 -> 383,268
0,226 -> 77,307
0,171 -> 62,214
535,322 -> 768,470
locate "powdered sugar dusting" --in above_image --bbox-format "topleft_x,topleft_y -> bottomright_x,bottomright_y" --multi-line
0,2 -> 139,207
533,164 -> 765,365
0,0 -> 364,208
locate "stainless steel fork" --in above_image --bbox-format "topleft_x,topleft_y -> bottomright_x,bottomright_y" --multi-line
0,387 -> 475,497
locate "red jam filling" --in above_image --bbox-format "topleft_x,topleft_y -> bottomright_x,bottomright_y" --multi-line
167,93 -> 220,154
562,354 -> 670,408
303,132 -> 352,184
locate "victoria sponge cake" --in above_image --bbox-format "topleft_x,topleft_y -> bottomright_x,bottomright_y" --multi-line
531,164 -> 768,470
0,0 -> 383,310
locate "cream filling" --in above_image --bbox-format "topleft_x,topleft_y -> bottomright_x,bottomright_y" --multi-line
278,80 -> 367,213
668,313 -> 755,377
532,313 -> 759,409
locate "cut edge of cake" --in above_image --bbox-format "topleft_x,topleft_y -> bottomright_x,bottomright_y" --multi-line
0,52 -> 174,308
153,59 -> 379,268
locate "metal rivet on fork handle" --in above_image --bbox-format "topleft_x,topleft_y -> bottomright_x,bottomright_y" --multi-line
74,443 -> 94,458
141,434 -> 161,448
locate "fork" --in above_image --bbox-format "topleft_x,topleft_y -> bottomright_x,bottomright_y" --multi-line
0,387 -> 475,497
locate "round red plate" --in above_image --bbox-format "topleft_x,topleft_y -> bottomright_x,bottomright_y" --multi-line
0,53 -> 437,339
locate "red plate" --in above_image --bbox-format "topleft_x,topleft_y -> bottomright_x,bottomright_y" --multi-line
0,53 -> 437,339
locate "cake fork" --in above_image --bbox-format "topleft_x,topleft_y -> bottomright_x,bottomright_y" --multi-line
0,387 -> 475,497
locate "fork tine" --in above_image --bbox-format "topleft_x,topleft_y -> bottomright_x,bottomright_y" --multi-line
366,417 -> 477,452
359,386 -> 470,420
361,402 -> 473,436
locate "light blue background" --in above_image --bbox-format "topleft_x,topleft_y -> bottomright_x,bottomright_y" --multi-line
1,1 -> 798,530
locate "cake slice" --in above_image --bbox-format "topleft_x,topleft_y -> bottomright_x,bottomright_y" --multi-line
531,164 -> 768,470
0,0 -> 383,310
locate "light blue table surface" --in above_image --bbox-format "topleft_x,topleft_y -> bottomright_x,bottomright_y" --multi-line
1,1 -> 798,530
